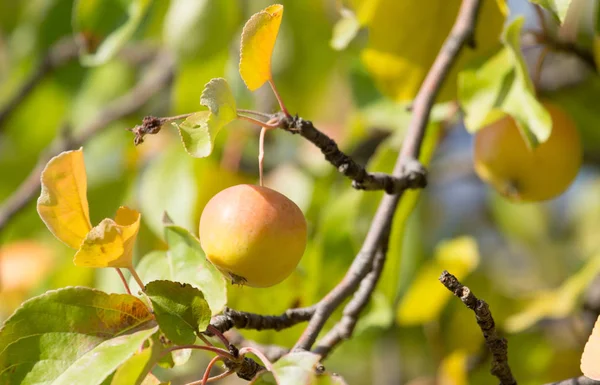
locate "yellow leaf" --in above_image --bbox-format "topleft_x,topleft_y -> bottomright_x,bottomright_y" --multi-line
438,350 -> 468,385
397,237 -> 479,325
37,148 -> 92,249
505,253 -> 600,333
74,206 -> 141,268
239,4 -> 284,91
360,0 -> 507,102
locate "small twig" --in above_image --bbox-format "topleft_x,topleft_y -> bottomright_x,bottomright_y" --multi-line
293,0 -> 483,352
0,53 -> 175,233
278,113 -> 427,194
0,37 -> 79,131
127,266 -> 146,293
129,113 -> 194,145
209,306 -> 315,335
439,270 -> 517,385
313,245 -> 387,358
115,268 -> 131,295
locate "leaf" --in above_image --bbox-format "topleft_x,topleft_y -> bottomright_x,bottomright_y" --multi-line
250,351 -> 321,385
200,78 -> 237,124
73,206 -> 141,268
138,144 -> 197,237
111,345 -> 155,385
130,225 -> 227,315
458,16 -> 552,147
505,253 -> 600,333
145,280 -> 211,345
360,0 -> 506,102
581,315 -> 600,381
239,4 -> 284,91
74,0 -> 152,66
37,148 -> 92,249
396,237 -> 479,325
531,0 -> 572,23
330,9 -> 361,51
0,287 -> 157,385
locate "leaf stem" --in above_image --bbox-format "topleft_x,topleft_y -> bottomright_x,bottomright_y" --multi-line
114,268 -> 132,295
164,344 -> 236,361
198,333 -> 214,347
160,113 -> 195,124
127,265 -> 146,292
206,325 -> 230,348
199,356 -> 224,385
237,114 -> 279,129
237,109 -> 273,119
268,78 -> 290,117
239,346 -> 277,380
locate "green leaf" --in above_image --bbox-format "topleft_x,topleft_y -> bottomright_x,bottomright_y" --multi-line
175,78 -> 237,158
250,351 -> 321,385
0,287 -> 157,385
73,0 -> 152,66
330,9 -> 361,51
458,16 -> 552,148
138,144 -> 197,237
130,226 -> 227,315
110,342 -> 161,385
530,0 -> 572,23
145,280 -> 211,345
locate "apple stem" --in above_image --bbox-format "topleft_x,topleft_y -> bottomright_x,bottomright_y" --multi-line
259,126 -> 267,186
239,346 -> 279,382
237,114 -> 279,129
268,78 -> 290,117
127,265 -> 146,292
199,355 -> 224,385
163,344 -> 236,361
114,268 -> 132,295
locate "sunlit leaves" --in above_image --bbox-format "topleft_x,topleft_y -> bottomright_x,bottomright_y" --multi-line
37,149 -> 142,269
111,345 -> 158,385
74,0 -> 152,66
360,0 -> 506,102
396,237 -> 480,325
531,0 -> 572,23
145,280 -> 211,345
458,17 -> 552,147
581,315 -> 600,381
239,4 -> 284,91
0,287 -> 157,385
130,225 -> 227,315
174,78 -> 237,158
37,149 -> 92,249
74,206 -> 141,268
504,253 -> 600,333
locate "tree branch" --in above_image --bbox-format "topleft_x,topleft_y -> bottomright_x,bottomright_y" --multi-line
439,270 -> 517,385
293,0 -> 484,352
278,114 -> 427,193
0,38 -> 79,131
209,306 -> 315,334
0,53 -> 175,233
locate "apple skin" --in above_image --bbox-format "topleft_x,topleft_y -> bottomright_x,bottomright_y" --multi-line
199,184 -> 307,288
473,102 -> 582,202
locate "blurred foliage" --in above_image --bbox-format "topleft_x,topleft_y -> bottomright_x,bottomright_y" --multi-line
2,0 -> 600,384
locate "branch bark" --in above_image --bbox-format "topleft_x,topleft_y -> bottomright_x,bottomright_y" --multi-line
293,0 -> 484,353
439,270 -> 517,385
0,53 -> 175,233
209,306 -> 315,334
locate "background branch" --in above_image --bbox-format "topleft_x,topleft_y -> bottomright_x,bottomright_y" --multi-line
0,38 -> 79,131
293,0 -> 483,353
209,306 -> 315,334
439,270 -> 517,385
0,53 -> 175,233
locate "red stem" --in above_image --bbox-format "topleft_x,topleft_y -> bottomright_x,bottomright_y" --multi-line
114,268 -> 131,295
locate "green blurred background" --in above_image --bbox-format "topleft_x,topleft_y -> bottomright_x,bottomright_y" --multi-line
1,0 -> 600,384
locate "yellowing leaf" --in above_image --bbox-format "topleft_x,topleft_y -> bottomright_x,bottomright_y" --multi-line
73,206 -> 141,268
200,77 -> 237,124
438,350 -> 468,385
581,315 -> 600,381
505,253 -> 600,333
397,237 -> 479,325
360,0 -> 506,102
239,4 -> 284,91
37,149 -> 92,249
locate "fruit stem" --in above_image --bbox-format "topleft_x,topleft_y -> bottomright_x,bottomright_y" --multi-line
163,344 -> 236,361
114,268 -> 132,295
127,265 -> 146,292
237,109 -> 273,119
268,78 -> 290,117
237,114 -> 279,129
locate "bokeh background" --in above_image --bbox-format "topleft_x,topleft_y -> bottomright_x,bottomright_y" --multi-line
1,0 -> 600,384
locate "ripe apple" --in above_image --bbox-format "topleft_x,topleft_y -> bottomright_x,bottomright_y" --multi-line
199,184 -> 307,288
473,102 -> 582,202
